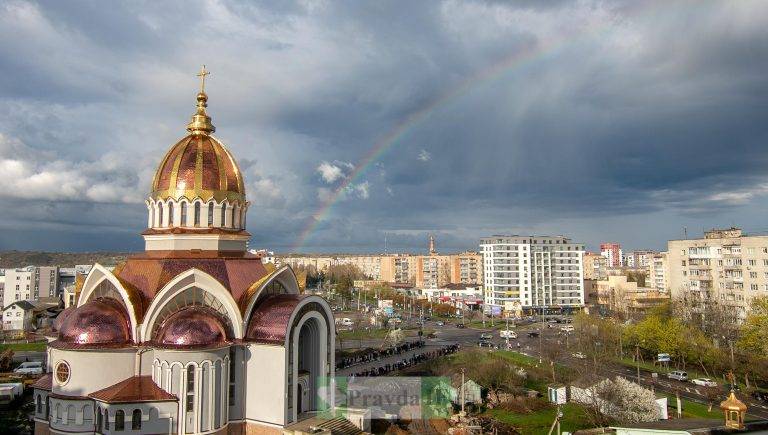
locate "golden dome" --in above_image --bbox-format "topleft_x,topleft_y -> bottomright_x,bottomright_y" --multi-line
720,391 -> 747,412
151,133 -> 245,203
151,70 -> 245,203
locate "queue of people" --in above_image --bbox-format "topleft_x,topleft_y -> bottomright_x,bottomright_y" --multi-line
336,340 -> 427,370
347,344 -> 460,377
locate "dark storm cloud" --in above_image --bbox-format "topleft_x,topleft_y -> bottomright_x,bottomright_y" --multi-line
0,0 -> 766,253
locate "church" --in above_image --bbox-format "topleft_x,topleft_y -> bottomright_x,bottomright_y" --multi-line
31,68 -> 335,435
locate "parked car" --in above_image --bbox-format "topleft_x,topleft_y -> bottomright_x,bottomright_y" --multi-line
723,383 -> 741,392
527,331 -> 540,338
14,361 -> 43,375
478,341 -> 495,348
571,352 -> 587,359
667,371 -> 688,381
436,321 -> 444,326
456,323 -> 466,328
560,325 -> 574,333
691,378 -> 717,387
480,333 -> 494,340
500,330 -> 517,339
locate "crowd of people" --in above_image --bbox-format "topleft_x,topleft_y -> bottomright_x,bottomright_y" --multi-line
346,344 -> 460,377
336,340 -> 427,370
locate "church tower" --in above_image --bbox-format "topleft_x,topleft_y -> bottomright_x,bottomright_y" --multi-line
143,66 -> 250,252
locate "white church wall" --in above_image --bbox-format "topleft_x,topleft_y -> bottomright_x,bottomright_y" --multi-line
244,343 -> 286,426
95,400 -> 178,434
50,348 -> 135,396
48,397 -> 94,434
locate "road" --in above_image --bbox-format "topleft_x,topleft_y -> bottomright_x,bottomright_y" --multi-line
489,322 -> 768,420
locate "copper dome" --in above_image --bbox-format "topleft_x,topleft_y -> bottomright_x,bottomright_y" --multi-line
155,306 -> 228,348
58,298 -> 131,346
52,306 -> 75,332
150,134 -> 245,203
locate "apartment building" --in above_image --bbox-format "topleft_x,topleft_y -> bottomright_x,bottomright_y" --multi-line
481,235 -> 585,313
647,252 -> 668,292
583,252 -> 608,280
667,227 -> 768,317
450,251 -> 483,284
596,275 -> 669,318
600,242 -> 623,267
625,250 -> 656,269
2,266 -> 58,308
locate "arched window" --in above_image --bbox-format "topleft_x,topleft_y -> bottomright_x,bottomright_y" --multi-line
55,403 -> 61,420
207,202 -> 214,227
194,202 -> 201,227
97,408 -> 103,431
36,395 -> 42,413
229,348 -> 236,402
242,208 -> 247,229
186,365 -> 196,412
220,203 -> 227,227
181,202 -> 188,226
168,202 -> 175,226
132,409 -> 142,430
104,408 -> 109,429
45,396 -> 49,419
115,409 -> 125,431
158,203 -> 164,227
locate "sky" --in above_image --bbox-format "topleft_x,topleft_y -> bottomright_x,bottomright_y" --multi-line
0,0 -> 766,254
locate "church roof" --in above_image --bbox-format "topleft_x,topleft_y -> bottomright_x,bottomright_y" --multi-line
89,376 -> 177,403
245,294 -> 310,344
113,250 -> 271,320
31,374 -> 52,391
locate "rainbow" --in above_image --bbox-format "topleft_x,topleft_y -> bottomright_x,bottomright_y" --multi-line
291,1 -> 660,251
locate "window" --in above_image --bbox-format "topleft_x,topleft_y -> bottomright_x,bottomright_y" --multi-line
168,202 -> 174,225
55,361 -> 70,385
104,409 -> 109,429
194,202 -> 201,227
186,365 -> 195,412
180,202 -> 187,226
207,202 -> 214,226
36,395 -> 42,413
132,409 -> 142,430
229,347 -> 236,402
158,203 -> 164,226
115,409 -> 124,431
221,203 -> 227,227
97,408 -> 103,431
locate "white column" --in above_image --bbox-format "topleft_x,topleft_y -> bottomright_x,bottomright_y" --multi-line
209,364 -> 215,428
147,203 -> 153,228
213,203 -> 223,227
195,366 -> 202,433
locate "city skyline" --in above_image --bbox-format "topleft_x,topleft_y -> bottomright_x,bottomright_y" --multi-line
1,1 -> 767,254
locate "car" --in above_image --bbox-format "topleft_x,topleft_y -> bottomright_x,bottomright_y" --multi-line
723,383 -> 741,392
560,325 -> 574,333
571,352 -> 587,359
500,330 -> 517,339
480,333 -> 493,340
691,378 -> 717,387
478,341 -> 495,348
436,321 -> 444,326
13,361 -> 43,375
527,331 -> 540,338
456,323 -> 466,328
667,371 -> 688,381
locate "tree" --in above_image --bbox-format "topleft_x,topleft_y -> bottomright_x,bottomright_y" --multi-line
592,377 -> 660,424
737,297 -> 768,355
470,355 -> 523,406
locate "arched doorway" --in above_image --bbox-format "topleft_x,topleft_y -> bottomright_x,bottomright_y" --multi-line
289,311 -> 329,422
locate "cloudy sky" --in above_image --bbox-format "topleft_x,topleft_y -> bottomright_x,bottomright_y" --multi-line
0,0 -> 766,254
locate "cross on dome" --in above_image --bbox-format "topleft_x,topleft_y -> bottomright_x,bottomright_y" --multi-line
197,65 -> 210,94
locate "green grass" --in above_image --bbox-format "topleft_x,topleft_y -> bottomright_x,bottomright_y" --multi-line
662,394 -> 722,419
485,403 -> 592,435
0,342 -> 46,352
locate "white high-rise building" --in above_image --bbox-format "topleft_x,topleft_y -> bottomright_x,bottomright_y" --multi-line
481,235 -> 585,313
2,266 -> 58,308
